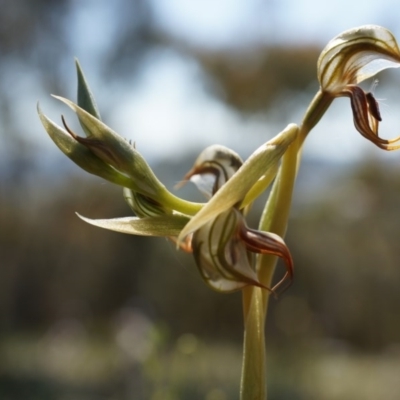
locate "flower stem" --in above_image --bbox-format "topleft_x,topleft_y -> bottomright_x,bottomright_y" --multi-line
240,134 -> 300,400
240,90 -> 332,399
240,90 -> 333,400
300,89 -> 333,144
240,286 -> 267,400
159,188 -> 204,215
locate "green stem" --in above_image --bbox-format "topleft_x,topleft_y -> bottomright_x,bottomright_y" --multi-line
239,89 -> 333,399
258,135 -> 300,285
300,89 -> 334,144
240,134 -> 300,400
258,90 -> 334,304
159,188 -> 204,216
240,286 -> 267,400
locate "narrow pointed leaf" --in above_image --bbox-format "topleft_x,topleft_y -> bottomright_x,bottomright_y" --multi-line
77,213 -> 190,236
177,124 -> 298,242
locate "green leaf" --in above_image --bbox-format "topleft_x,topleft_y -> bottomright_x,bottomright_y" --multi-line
77,213 -> 190,236
177,124 -> 299,243
76,59 -> 101,121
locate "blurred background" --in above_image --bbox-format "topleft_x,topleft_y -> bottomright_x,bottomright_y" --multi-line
1,0 -> 400,399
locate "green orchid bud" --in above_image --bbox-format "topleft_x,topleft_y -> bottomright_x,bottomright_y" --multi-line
317,25 -> 400,150
55,97 -> 167,197
39,100 -> 168,197
39,61 -> 203,216
38,104 -> 134,188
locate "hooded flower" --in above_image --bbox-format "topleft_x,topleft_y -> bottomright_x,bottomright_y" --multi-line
183,145 -> 293,293
317,25 -> 400,150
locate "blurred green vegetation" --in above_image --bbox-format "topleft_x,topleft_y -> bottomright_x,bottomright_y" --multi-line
1,1 -> 400,399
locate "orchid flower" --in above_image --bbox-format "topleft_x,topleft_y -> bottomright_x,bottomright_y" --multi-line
182,145 -> 293,293
317,25 -> 400,150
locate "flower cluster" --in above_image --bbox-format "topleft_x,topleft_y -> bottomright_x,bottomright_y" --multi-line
39,61 -> 294,294
39,25 -> 400,298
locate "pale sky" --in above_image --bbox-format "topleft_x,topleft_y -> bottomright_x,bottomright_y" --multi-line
151,0 -> 400,47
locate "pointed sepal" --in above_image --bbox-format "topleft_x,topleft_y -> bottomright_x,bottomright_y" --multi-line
77,213 -> 190,237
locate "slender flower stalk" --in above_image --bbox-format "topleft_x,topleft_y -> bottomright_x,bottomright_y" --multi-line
241,121 -> 301,400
